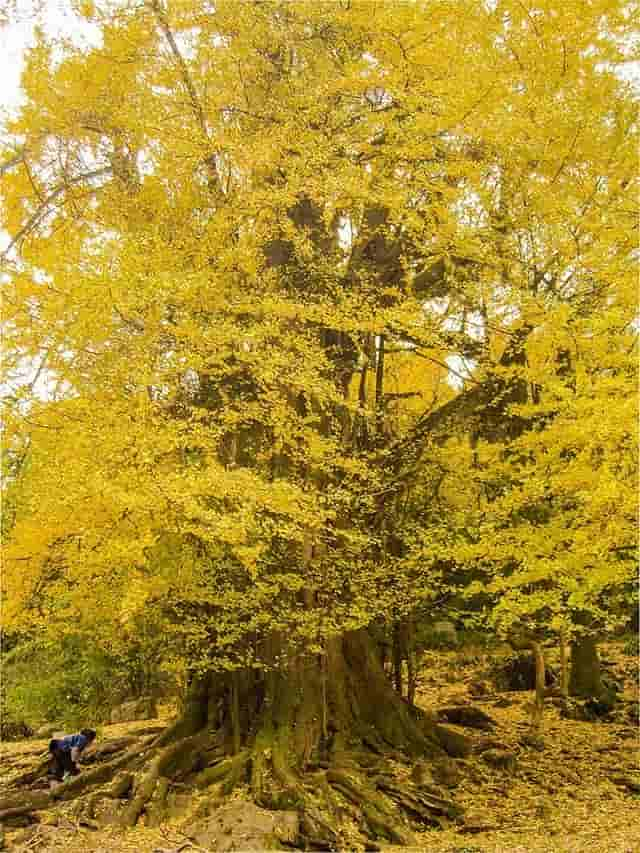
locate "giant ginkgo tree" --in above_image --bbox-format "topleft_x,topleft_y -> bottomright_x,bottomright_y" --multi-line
1,0 -> 637,841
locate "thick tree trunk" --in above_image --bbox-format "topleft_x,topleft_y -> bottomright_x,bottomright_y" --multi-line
139,629 -> 455,845
180,629 -> 439,773
569,634 -> 605,698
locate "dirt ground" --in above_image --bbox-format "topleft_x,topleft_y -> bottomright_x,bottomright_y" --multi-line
1,641 -> 638,852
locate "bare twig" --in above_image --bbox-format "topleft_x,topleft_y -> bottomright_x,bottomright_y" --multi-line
0,149 -> 26,176
1,167 -> 112,260
149,0 -> 208,138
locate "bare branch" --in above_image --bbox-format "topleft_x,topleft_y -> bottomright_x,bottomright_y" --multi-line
149,0 -> 208,139
0,150 -> 27,176
1,166 -> 112,260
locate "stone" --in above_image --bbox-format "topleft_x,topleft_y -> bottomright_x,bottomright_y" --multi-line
469,680 -> 492,698
432,755 -> 463,788
438,705 -> 496,731
189,800 -> 299,851
33,724 -> 60,739
109,696 -> 157,723
434,723 -> 473,757
482,749 -> 518,771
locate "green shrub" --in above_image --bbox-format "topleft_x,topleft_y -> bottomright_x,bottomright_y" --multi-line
2,631 -> 169,729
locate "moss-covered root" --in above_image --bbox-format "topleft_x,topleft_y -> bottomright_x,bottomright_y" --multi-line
0,791 -> 52,823
376,777 -> 464,826
84,772 -> 134,820
193,751 -> 248,792
327,768 -> 416,846
300,802 -> 342,850
0,737 -> 155,823
118,737 -> 199,828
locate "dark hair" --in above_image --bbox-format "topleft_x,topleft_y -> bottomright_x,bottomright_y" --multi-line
80,728 -> 96,742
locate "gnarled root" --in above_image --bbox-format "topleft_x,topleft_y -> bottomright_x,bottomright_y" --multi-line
0,790 -> 52,823
84,772 -> 134,820
376,776 -> 463,826
119,736 -> 201,827
194,751 -> 247,792
327,768 -> 416,846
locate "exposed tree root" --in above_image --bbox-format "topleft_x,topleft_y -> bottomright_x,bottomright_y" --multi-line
0,790 -> 52,822
81,736 -> 139,764
376,776 -> 463,824
1,729 -> 463,848
119,735 -> 205,827
327,768 -> 416,845
1,756 -> 51,790
84,771 -> 135,819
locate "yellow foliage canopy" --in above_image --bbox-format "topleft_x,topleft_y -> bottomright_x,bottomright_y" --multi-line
1,0 -> 637,666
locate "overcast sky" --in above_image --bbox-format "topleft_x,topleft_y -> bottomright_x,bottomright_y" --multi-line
1,0 -> 99,116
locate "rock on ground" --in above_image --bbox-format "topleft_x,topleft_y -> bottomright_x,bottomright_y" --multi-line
109,697 -> 157,724
188,800 -> 299,851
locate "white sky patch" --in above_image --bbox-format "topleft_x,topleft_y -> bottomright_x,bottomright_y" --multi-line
423,297 -> 450,316
337,216 -> 355,252
446,354 -> 478,390
169,25 -> 199,61
453,188 -> 487,229
1,0 -> 100,116
137,147 -> 157,178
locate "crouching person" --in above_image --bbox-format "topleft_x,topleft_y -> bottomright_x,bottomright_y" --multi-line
48,728 -> 96,787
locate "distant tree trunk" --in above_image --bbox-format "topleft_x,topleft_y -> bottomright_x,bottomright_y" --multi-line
559,630 -> 569,699
406,619 -> 417,708
530,641 -> 545,731
569,634 -> 604,698
392,621 -> 404,697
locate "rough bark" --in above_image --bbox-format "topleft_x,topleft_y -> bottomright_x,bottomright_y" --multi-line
531,641 -> 546,731
569,634 -> 605,699
559,630 -> 569,699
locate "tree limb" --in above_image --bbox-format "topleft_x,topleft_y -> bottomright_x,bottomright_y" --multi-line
375,323 -> 533,500
1,167 -> 112,260
150,0 -> 207,138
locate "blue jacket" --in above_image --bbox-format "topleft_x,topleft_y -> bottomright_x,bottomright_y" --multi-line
51,734 -> 88,753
